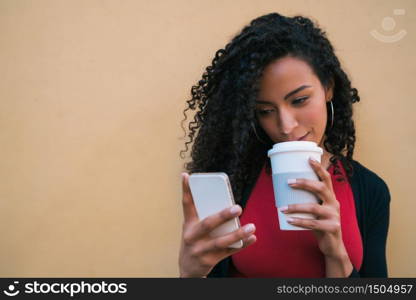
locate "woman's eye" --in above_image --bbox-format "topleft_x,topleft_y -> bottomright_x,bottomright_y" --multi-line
256,109 -> 274,115
292,97 -> 308,105
256,98 -> 308,115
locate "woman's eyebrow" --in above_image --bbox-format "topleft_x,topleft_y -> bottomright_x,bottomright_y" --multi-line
284,85 -> 311,100
256,85 -> 312,104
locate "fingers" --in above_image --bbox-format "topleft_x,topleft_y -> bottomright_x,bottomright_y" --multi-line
279,203 -> 335,219
198,223 -> 257,255
309,157 -> 333,188
181,173 -> 198,224
184,204 -> 242,243
288,177 -> 335,206
286,217 -> 341,233
287,157 -> 337,205
241,234 -> 257,248
211,223 -> 256,250
280,202 -> 340,233
225,234 -> 257,255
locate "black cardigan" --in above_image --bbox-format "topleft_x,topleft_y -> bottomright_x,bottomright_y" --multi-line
207,160 -> 391,278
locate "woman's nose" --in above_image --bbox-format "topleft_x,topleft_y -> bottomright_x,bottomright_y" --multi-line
279,109 -> 298,136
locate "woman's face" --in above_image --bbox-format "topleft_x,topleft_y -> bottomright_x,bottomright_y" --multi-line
255,56 -> 333,147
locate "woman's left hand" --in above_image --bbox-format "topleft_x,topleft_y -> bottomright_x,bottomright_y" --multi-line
280,157 -> 346,258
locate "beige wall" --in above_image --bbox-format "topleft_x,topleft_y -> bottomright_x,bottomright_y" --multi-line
0,0 -> 414,277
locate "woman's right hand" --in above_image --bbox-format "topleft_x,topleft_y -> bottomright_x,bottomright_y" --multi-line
178,172 -> 257,278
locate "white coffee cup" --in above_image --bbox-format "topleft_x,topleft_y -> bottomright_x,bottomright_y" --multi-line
267,141 -> 323,230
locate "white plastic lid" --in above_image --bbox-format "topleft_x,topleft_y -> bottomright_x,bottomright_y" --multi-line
267,141 -> 323,157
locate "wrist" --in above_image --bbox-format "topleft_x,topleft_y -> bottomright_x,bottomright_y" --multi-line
325,251 -> 349,264
179,271 -> 207,278
323,237 -> 349,260
324,250 -> 353,278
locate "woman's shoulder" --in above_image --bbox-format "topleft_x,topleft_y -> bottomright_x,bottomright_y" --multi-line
348,159 -> 391,202
349,160 -> 388,185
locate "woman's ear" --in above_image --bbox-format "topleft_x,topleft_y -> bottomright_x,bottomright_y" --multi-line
325,79 -> 334,102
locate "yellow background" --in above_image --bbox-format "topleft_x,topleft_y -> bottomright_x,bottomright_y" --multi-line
0,0 -> 415,277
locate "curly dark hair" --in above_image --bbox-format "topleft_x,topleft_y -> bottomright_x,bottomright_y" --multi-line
180,12 -> 360,204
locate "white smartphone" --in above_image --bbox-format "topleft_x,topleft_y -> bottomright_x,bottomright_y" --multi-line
188,172 -> 243,248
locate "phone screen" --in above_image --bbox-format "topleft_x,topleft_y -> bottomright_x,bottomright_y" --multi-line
189,173 -> 242,248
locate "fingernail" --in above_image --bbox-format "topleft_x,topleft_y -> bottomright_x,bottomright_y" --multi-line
279,206 -> 288,212
286,217 -> 295,223
230,205 -> 241,215
244,224 -> 255,233
287,178 -> 297,185
309,157 -> 318,163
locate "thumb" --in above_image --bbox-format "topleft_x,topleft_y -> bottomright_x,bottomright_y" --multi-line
181,172 -> 198,224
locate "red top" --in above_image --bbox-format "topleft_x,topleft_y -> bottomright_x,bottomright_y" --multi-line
230,160 -> 363,277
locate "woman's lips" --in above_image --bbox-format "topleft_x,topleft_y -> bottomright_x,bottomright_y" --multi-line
298,132 -> 310,141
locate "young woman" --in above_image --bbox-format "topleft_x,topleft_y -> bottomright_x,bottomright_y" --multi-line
178,13 -> 390,278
